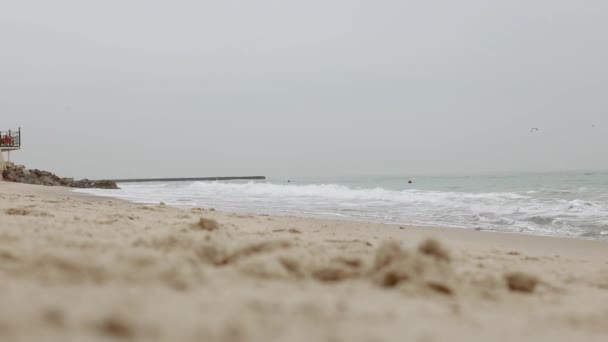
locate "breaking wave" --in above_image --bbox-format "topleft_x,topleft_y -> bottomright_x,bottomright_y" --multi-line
75,180 -> 608,240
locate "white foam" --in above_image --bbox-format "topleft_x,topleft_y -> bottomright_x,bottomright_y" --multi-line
76,180 -> 608,240
185,181 -> 529,203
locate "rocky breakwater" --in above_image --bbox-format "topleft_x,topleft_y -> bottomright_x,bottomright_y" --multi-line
1,163 -> 119,189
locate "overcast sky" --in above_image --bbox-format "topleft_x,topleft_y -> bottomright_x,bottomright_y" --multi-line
2,0 -> 607,179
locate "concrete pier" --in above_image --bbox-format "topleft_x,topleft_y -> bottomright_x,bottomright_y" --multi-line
112,176 -> 266,183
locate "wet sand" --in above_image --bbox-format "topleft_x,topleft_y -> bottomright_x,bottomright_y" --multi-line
1,181 -> 607,341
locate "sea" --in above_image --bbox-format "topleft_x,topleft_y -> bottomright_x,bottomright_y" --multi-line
74,172 -> 608,241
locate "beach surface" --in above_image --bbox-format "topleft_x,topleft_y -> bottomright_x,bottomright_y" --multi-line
1,181 -> 607,341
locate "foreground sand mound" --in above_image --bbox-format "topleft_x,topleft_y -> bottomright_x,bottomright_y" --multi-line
0,206 -> 543,298
135,223 -> 530,298
370,240 -> 454,295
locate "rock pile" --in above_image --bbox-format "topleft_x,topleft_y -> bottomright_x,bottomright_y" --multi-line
1,162 -> 119,189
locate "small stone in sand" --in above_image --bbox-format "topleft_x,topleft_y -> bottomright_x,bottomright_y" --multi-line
418,239 -> 450,262
5,208 -> 31,216
96,316 -> 133,338
426,281 -> 453,295
505,272 -> 538,293
312,267 -> 352,282
42,308 -> 66,328
194,218 -> 219,231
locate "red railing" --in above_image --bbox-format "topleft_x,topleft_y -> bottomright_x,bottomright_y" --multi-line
0,128 -> 21,148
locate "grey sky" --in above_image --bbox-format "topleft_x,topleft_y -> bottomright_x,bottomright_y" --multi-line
2,0 -> 607,179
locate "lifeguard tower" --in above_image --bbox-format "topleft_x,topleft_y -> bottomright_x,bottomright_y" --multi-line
1,127 -> 21,162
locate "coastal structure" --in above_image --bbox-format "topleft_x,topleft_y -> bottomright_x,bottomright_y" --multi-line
1,127 -> 21,156
0,128 -> 21,178
112,176 -> 266,183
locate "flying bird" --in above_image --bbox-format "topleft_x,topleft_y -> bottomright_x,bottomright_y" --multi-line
530,128 -> 540,132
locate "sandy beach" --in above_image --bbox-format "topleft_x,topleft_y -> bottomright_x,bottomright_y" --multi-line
1,181 -> 607,341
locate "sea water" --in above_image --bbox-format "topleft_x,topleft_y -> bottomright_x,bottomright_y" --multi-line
75,172 -> 608,240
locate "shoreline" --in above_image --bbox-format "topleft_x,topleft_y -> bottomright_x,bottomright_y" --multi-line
1,181 -> 608,341
73,185 -> 608,243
